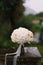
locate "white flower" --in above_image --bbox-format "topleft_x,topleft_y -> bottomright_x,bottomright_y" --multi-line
11,27 -> 33,44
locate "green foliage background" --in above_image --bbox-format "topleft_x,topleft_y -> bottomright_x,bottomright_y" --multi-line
0,0 -> 43,58
0,0 -> 24,47
0,12 -> 43,47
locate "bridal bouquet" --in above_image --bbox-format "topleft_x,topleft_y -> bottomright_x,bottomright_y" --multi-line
5,27 -> 33,65
11,27 -> 33,44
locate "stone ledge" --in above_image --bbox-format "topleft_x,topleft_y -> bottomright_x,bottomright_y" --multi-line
0,47 -> 41,65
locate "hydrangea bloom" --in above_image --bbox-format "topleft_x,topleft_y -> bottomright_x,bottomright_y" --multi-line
11,27 -> 33,44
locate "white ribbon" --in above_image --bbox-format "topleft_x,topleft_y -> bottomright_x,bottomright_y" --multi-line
5,44 -> 23,65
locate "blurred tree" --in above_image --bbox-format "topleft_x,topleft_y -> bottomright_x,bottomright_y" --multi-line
0,0 -> 24,47
0,0 -> 24,29
36,12 -> 43,17
18,14 -> 42,33
18,14 -> 36,31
